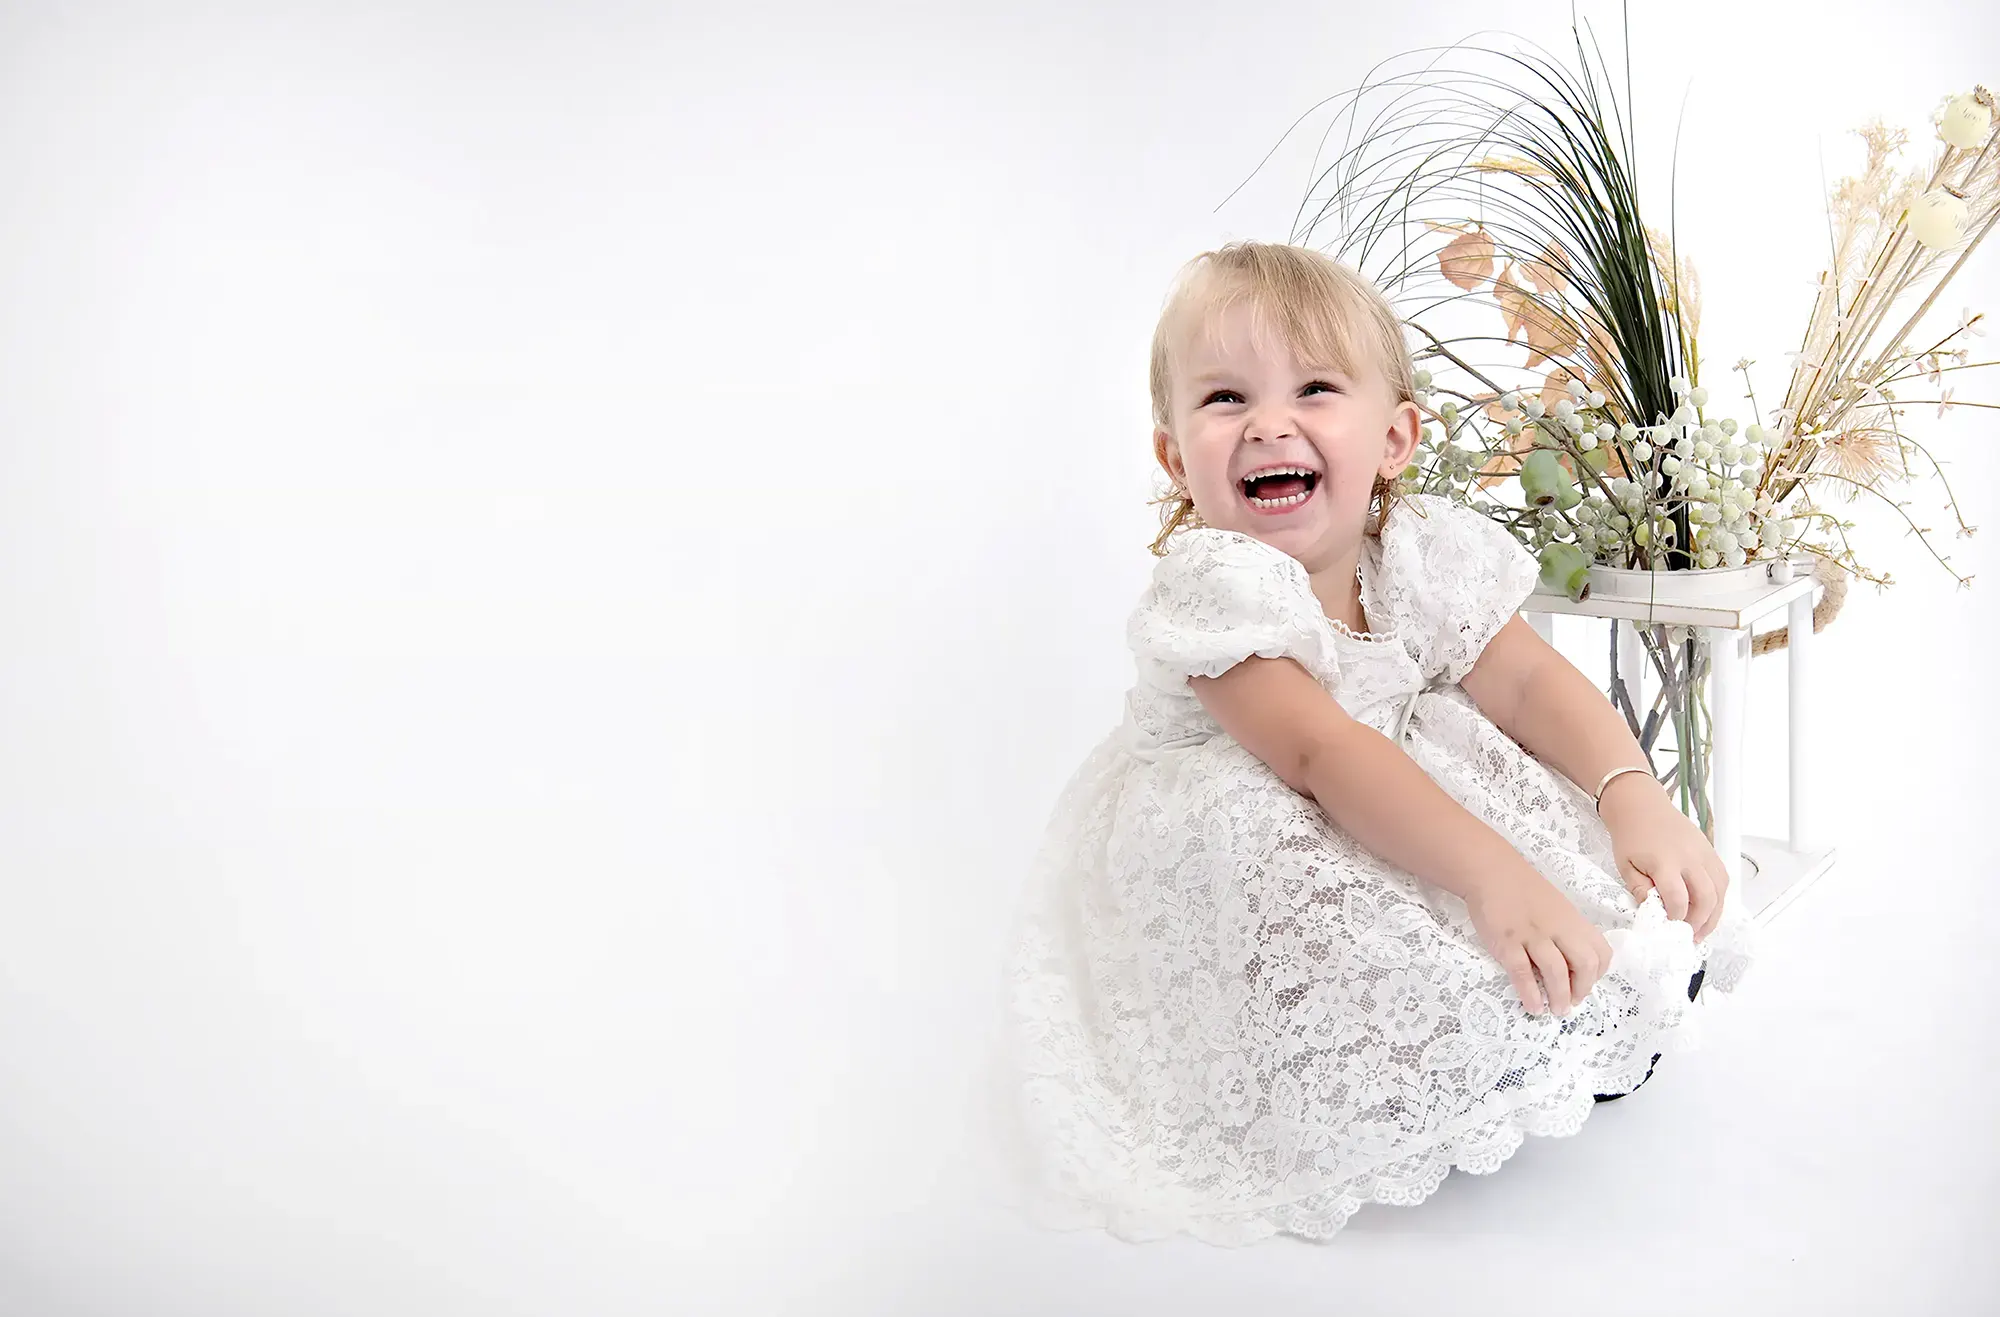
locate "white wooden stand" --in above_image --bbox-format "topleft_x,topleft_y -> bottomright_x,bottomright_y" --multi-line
1523,572 -> 1836,924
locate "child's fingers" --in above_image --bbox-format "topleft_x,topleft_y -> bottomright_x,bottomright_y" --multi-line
1694,891 -> 1725,942
1681,865 -> 1715,938
1500,946 -> 1544,1015
1617,857 -> 1655,905
1649,863 -> 1691,922
1697,847 -> 1732,942
1555,928 -> 1606,1000
1528,938 -> 1573,1016
1705,848 -> 1732,904
1591,927 -> 1615,977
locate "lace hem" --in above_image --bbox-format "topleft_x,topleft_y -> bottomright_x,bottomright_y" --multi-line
1011,981 -> 1743,1247
1020,1086 -> 1592,1245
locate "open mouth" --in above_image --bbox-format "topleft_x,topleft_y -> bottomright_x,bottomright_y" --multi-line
1239,466 -> 1320,512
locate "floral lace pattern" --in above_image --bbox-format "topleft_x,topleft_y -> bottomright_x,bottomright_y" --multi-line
1007,494 -> 1756,1245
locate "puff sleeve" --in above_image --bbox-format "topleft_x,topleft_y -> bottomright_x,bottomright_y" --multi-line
1126,529 -> 1339,692
1374,493 -> 1541,685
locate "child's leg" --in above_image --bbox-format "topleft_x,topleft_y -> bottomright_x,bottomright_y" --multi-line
1592,966 -> 1706,1103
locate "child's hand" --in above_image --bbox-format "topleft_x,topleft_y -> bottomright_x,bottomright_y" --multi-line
1598,774 -> 1731,942
1464,863 -> 1614,1017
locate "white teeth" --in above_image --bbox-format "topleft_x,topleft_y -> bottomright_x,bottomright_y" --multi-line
1242,466 -> 1318,508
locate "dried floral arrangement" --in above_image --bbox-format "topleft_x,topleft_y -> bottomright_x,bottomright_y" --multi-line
1291,24 -> 1990,602
1272,12 -> 1993,827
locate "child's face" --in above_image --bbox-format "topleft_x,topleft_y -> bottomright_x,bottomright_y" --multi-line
1155,302 -> 1421,572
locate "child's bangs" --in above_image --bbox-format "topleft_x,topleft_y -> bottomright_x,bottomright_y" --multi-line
1182,270 -> 1388,391
1149,241 -> 1416,431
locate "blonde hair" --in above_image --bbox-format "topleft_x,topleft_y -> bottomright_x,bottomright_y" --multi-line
1146,241 -> 1417,556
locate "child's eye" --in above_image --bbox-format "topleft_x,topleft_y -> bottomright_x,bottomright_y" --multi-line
1303,380 -> 1343,396
1201,389 -> 1244,406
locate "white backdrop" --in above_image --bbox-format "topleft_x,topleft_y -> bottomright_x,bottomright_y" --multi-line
2,2 -> 1996,1314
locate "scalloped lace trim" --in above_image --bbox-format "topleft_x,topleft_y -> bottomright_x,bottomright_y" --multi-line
1328,615 -> 1396,644
1329,560 -> 1400,645
1011,970 -> 1750,1247
1018,1059 -> 1641,1245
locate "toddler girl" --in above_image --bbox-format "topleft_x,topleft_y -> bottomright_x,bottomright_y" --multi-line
1006,241 -> 1756,1245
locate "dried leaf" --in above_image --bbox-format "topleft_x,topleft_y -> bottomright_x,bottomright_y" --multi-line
1494,263 -> 1533,342
1522,241 -> 1572,294
1474,446 -> 1526,488
1583,315 -> 1623,385
1522,297 -> 1583,368
1541,366 -> 1585,414
1438,227 -> 1496,291
1602,445 -> 1630,480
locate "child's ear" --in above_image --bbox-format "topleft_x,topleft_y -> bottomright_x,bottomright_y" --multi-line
1377,399 -> 1422,478
1153,428 -> 1185,486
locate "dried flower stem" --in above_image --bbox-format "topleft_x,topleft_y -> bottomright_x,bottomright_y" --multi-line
1862,200 -> 2000,390
1793,142 -> 1964,419
1789,469 -> 1971,582
1885,358 -> 1998,382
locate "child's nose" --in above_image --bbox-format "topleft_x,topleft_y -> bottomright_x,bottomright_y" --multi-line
1245,410 -> 1298,441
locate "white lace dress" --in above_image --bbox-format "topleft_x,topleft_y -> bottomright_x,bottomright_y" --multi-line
1007,493 -> 1756,1245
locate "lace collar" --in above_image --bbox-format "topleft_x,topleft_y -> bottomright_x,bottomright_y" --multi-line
1334,540 -> 1398,645
1182,527 -> 1400,645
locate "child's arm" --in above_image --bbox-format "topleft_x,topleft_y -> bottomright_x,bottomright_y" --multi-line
1192,656 -> 1611,1016
1192,657 -> 1520,901
1461,616 -> 1730,939
1458,615 -> 1655,802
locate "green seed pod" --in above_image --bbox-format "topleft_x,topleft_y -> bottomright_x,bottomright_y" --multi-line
1519,449 -> 1571,506
1538,541 -> 1591,601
